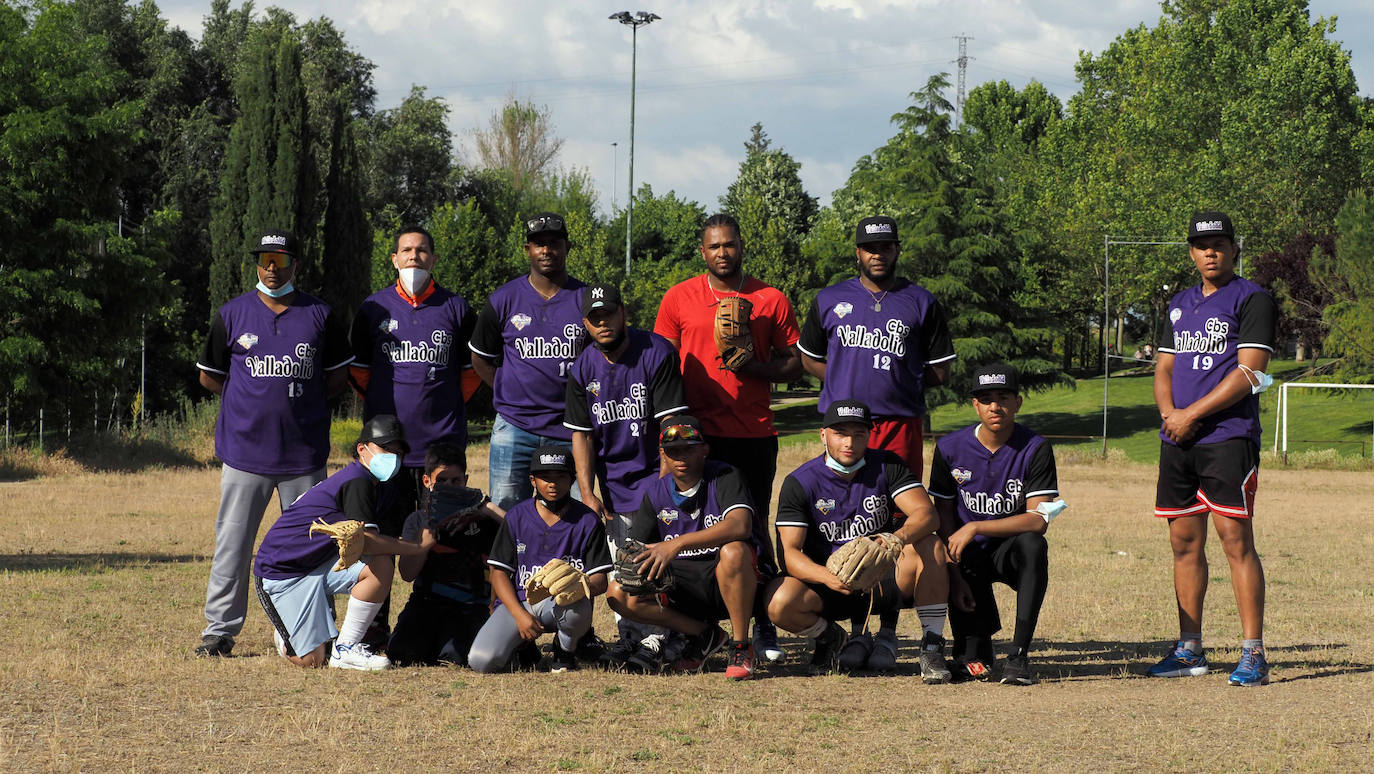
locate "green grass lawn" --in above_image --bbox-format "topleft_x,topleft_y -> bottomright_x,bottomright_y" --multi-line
929,359 -> 1374,465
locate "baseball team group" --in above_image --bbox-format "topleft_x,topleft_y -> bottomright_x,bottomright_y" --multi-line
193,207 -> 1277,686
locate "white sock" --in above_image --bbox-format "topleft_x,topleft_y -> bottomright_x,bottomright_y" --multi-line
797,618 -> 829,639
336,597 -> 383,646
917,604 -> 947,639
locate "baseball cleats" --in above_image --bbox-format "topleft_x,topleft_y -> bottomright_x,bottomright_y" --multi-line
601,637 -> 639,671
810,621 -> 848,674
1000,653 -> 1037,686
1228,647 -> 1270,687
329,640 -> 390,671
867,628 -> 899,672
918,632 -> 952,684
575,630 -> 607,664
1148,641 -> 1209,678
752,621 -> 785,664
837,632 -> 873,672
625,634 -> 668,674
550,640 -> 579,673
724,642 -> 756,680
193,634 -> 234,658
674,625 -> 729,674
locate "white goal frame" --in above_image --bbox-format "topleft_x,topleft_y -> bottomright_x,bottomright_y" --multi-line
1274,382 -> 1374,461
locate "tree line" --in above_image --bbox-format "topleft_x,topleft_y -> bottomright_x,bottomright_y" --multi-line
3,0 -> 1371,445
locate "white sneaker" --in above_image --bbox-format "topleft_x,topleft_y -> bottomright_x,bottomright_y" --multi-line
329,640 -> 390,671
752,621 -> 786,664
273,629 -> 288,658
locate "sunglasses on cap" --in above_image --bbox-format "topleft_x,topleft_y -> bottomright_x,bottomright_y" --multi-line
659,424 -> 703,445
526,215 -> 565,234
255,252 -> 292,270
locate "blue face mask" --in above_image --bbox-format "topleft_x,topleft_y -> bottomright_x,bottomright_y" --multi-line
1237,364 -> 1274,395
824,453 -> 866,475
367,450 -> 400,482
257,280 -> 295,298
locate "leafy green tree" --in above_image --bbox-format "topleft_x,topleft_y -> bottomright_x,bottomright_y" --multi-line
1313,190 -> 1374,377
360,85 -> 454,224
604,184 -> 705,328
470,96 -> 563,199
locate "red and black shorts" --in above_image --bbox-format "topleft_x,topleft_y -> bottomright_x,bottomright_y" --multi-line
1155,438 -> 1259,519
870,416 -> 924,476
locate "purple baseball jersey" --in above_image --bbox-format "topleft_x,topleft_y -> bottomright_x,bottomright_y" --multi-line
253,461 -> 377,580
563,328 -> 688,513
799,277 -> 955,417
198,290 -> 353,476
470,277 -> 589,440
629,461 -> 758,559
929,423 -> 1058,544
351,283 -> 476,467
775,450 -> 922,565
487,498 -> 612,606
1158,276 -> 1276,446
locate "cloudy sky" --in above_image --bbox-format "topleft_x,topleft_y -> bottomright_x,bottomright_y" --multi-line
158,1 -> 1371,212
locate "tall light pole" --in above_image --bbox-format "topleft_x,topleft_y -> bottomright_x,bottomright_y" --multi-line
610,10 -> 660,274
611,141 -> 618,211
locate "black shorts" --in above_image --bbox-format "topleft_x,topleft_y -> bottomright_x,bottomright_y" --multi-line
664,556 -> 729,622
1155,438 -> 1259,519
806,572 -> 902,623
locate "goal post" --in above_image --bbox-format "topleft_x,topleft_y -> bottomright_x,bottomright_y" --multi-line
1274,382 -> 1374,462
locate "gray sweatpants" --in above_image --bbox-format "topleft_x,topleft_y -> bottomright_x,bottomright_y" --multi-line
202,463 -> 324,638
467,597 -> 593,673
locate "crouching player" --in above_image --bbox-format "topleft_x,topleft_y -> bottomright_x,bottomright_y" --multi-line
253,415 -> 433,670
767,400 -> 951,680
468,446 -> 612,672
388,442 -> 505,666
606,416 -> 767,680
930,364 -> 1063,685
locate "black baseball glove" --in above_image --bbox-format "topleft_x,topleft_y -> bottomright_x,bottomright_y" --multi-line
426,484 -> 490,536
614,538 -> 674,597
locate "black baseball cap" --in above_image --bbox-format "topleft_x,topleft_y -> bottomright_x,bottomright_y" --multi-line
525,212 -> 569,241
250,229 -> 299,255
529,444 -> 575,474
855,216 -> 900,246
969,363 -> 1020,396
1187,211 -> 1234,242
582,283 -> 623,317
822,399 -> 873,428
357,414 -> 409,453
659,415 -> 705,446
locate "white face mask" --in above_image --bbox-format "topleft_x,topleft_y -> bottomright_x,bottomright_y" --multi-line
1237,364 -> 1274,395
256,280 -> 294,298
399,267 -> 431,296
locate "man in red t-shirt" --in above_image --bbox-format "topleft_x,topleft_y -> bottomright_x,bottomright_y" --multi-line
654,212 -> 802,663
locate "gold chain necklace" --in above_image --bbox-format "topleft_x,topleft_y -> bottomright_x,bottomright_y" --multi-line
704,273 -> 745,305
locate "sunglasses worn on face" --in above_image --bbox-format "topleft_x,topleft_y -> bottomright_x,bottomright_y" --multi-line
527,215 -> 565,234
659,425 -> 703,444
256,252 -> 292,270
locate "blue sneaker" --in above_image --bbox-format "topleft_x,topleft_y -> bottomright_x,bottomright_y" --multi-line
1147,641 -> 1209,677
1228,647 -> 1270,686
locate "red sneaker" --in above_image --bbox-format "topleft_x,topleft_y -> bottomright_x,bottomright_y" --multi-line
724,642 -> 755,680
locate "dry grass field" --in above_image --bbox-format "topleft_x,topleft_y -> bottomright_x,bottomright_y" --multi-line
1,443 -> 1371,773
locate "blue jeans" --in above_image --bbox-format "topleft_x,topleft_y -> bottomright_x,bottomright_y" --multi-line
487,414 -> 575,511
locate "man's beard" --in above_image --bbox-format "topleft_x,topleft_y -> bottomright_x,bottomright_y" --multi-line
593,330 -> 626,353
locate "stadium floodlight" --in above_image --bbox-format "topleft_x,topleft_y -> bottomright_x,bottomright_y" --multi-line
609,10 -> 661,274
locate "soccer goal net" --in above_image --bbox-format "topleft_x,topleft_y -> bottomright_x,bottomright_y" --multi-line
1274,382 -> 1374,462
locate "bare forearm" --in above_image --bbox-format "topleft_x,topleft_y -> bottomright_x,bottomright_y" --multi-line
470,355 -> 497,389
801,354 -> 826,381
199,370 -> 224,395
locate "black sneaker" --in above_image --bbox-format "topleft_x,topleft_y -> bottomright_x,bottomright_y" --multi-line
673,625 -> 729,673
600,637 -> 640,671
809,621 -> 848,674
194,634 -> 234,658
550,640 -> 580,673
951,658 -> 993,683
510,640 -> 543,672
575,630 -> 608,663
361,620 -> 391,651
625,634 -> 668,674
919,632 -> 953,684
1000,653 -> 1037,685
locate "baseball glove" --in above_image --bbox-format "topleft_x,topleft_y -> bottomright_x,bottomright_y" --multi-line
614,538 -> 674,597
309,518 -> 366,571
713,296 -> 754,371
525,559 -> 592,606
426,484 -> 489,529
826,532 -> 904,592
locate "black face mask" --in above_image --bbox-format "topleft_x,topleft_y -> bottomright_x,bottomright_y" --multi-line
593,329 -> 626,353
537,493 -> 572,513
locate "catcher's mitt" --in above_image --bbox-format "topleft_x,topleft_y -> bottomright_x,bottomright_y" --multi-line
713,296 -> 754,371
826,532 -> 904,592
525,559 -> 592,606
309,518 -> 366,571
614,538 -> 674,597
426,484 -> 489,528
